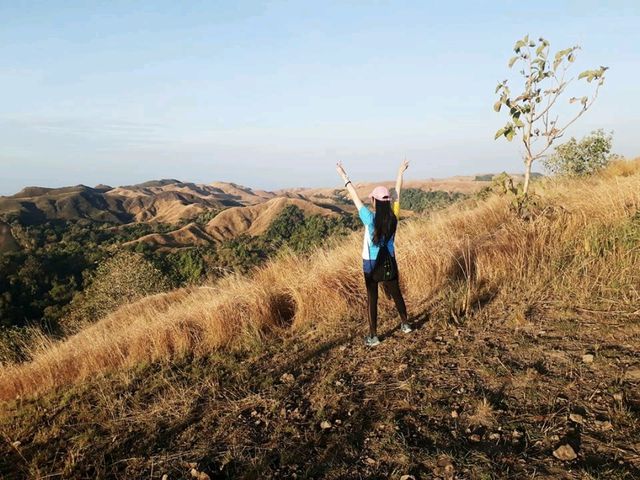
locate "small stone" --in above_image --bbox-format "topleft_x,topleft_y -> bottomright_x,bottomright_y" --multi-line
280,373 -> 295,384
450,410 -> 459,418
553,444 -> 577,461
469,434 -> 481,442
582,354 -> 594,364
594,420 -> 613,431
512,430 -> 523,439
489,432 -> 500,441
569,413 -> 584,424
320,421 -> 332,430
624,368 -> 640,382
434,456 -> 455,479
365,457 -> 376,465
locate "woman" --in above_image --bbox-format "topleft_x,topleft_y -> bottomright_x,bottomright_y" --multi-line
336,160 -> 412,347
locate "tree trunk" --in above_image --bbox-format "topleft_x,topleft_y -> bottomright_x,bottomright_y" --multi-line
522,158 -> 533,197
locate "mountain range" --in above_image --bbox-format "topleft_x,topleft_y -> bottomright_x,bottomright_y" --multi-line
0,176 -> 491,252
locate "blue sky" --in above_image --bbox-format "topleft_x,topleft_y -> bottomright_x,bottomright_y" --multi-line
0,1 -> 638,194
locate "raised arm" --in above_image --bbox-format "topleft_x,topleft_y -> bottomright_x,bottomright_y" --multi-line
336,162 -> 364,211
395,159 -> 409,202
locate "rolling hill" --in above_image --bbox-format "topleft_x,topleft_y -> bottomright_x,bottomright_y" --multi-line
0,180 -> 261,226
205,197 -> 342,242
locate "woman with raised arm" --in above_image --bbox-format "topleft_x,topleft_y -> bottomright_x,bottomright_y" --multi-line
336,160 -> 412,347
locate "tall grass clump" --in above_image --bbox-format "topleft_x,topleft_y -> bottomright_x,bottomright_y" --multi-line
1,160 -> 638,400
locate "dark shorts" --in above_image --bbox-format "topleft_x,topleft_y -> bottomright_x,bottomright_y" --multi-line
362,259 -> 376,275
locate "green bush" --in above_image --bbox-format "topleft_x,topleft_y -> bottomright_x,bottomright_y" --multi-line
62,251 -> 169,333
400,189 -> 467,213
543,129 -> 616,177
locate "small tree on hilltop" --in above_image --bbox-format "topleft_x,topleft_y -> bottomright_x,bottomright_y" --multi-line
62,251 -> 169,332
494,35 -> 608,197
543,129 -> 615,177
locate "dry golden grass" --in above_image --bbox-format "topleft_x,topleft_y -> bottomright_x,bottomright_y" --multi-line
1,160 -> 639,401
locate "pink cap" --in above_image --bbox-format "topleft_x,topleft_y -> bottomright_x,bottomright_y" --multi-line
369,186 -> 391,201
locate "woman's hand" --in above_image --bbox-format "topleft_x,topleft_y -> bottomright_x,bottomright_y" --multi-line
398,159 -> 409,175
336,162 -> 349,182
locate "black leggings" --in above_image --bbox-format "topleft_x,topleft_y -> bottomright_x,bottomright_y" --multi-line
364,275 -> 408,337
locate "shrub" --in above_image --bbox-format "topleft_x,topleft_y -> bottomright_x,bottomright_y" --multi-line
400,189 -> 467,213
62,251 -> 169,332
543,129 -> 616,177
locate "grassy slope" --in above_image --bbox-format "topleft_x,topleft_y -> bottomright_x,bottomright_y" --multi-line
1,162 -> 640,479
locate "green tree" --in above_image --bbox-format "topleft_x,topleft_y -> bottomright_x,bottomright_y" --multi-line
266,205 -> 306,241
494,35 -> 607,197
543,129 -> 615,177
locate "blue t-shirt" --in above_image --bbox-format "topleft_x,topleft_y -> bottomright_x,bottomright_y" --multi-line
359,202 -> 399,274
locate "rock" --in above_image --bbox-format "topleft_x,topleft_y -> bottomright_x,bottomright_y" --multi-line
594,420 -> 613,431
320,421 -> 332,430
280,373 -> 295,384
582,354 -> 594,364
190,468 -> 210,480
569,413 -> 584,424
553,444 -> 577,461
434,456 -> 455,479
625,368 -> 640,382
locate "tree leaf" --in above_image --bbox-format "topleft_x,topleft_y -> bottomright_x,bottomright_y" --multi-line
506,129 -> 516,141
494,127 -> 505,140
508,56 -> 519,68
493,101 -> 502,112
578,70 -> 591,80
535,41 -> 548,56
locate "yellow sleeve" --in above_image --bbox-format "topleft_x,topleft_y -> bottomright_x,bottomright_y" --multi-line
393,201 -> 400,218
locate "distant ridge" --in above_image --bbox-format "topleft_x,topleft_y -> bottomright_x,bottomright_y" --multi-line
0,176 -> 491,245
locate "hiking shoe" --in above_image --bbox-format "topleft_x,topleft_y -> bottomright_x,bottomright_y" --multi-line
365,335 -> 381,347
400,323 -> 413,334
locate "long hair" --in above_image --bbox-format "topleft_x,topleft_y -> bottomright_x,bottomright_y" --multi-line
372,199 -> 397,245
